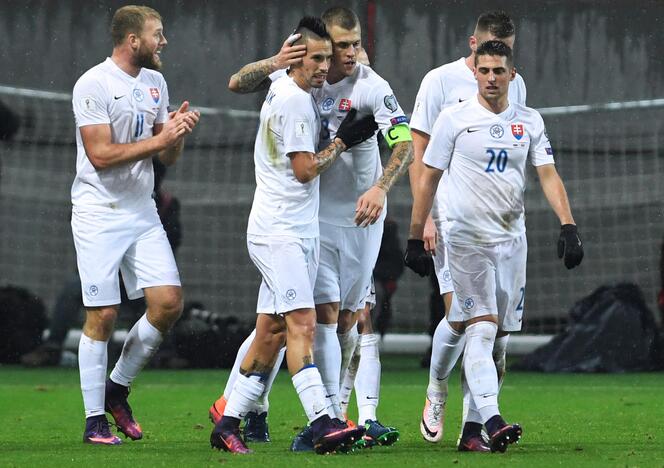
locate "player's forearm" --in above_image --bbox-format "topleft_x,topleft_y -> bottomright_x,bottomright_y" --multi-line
409,168 -> 441,239
228,57 -> 277,94
158,138 -> 184,166
86,134 -> 167,170
408,130 -> 429,198
539,166 -> 575,225
314,138 -> 347,175
375,141 -> 413,193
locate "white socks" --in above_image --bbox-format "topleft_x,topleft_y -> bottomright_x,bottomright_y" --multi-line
339,343 -> 361,416
109,314 -> 162,387
224,374 -> 265,419
314,322 -> 343,419
78,333 -> 108,418
338,326 -> 359,383
428,318 -> 465,403
493,334 -> 509,388
292,366 -> 333,423
355,333 -> 381,424
223,329 -> 255,400
254,346 -> 285,414
463,321 -> 499,423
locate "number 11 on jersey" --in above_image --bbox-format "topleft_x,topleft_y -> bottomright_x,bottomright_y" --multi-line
134,113 -> 145,138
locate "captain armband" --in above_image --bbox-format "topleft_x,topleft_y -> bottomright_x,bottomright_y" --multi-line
383,122 -> 412,149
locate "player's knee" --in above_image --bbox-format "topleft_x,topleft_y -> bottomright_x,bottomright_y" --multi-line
153,288 -> 184,323
448,320 -> 465,333
288,320 -> 316,344
337,309 -> 356,333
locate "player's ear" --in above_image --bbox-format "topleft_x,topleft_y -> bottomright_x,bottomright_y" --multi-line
510,66 -> 516,81
468,35 -> 478,52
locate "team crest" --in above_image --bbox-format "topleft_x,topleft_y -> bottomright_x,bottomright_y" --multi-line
339,98 -> 352,112
489,124 -> 504,139
132,88 -> 144,102
511,124 -> 524,140
321,97 -> 335,111
464,297 -> 475,309
150,87 -> 160,103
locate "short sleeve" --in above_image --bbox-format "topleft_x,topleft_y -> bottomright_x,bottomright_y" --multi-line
282,94 -> 317,155
410,70 -> 443,135
270,69 -> 288,82
155,79 -> 170,124
422,110 -> 455,171
368,80 -> 408,134
529,112 -> 555,166
72,75 -> 110,127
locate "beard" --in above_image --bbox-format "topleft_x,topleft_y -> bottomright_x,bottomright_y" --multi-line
134,44 -> 161,71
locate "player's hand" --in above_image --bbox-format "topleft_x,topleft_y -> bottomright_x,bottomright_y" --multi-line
404,239 -> 431,277
160,113 -> 191,146
423,215 -> 438,255
354,185 -> 386,227
335,108 -> 378,149
169,101 -> 201,134
272,34 -> 307,70
557,224 -> 584,269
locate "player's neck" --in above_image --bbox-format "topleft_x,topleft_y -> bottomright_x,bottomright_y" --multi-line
111,50 -> 141,78
326,67 -> 345,85
478,94 -> 509,114
464,54 -> 475,72
291,72 -> 312,93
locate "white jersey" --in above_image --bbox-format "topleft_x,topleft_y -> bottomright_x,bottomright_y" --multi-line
247,75 -> 321,238
411,57 -> 527,225
423,96 -> 554,245
71,57 -> 170,213
313,63 -> 407,226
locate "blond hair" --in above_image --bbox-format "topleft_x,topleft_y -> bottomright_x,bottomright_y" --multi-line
111,5 -> 162,46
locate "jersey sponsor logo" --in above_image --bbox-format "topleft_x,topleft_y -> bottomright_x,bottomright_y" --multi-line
458,98 -> 465,103
511,123 -> 524,140
489,124 -> 504,139
149,87 -> 160,103
463,297 -> 475,309
132,88 -> 144,102
338,98 -> 352,112
466,128 -> 480,133
390,115 -> 408,125
89,285 -> 99,296
545,147 -> 554,155
383,94 -> 398,113
285,288 -> 297,301
321,97 -> 335,111
113,95 -> 125,100
294,121 -> 309,138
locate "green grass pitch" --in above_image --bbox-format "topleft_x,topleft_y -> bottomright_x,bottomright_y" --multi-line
2,357 -> 663,467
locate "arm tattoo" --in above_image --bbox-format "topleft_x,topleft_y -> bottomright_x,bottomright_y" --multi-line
231,58 -> 275,94
314,140 -> 346,175
376,141 -> 414,192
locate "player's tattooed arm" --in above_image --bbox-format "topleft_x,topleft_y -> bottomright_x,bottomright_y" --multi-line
228,35 -> 306,94
376,141 -> 414,192
301,354 -> 313,367
289,139 -> 347,183
239,360 -> 274,376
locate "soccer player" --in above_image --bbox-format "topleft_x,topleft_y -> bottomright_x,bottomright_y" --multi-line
409,11 -> 526,451
406,40 -> 584,453
71,5 -> 200,445
209,16 -> 376,455
211,7 -> 412,450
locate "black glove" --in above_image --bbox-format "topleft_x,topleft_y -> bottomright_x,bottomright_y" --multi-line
335,108 -> 378,149
557,224 -> 584,269
404,239 -> 431,277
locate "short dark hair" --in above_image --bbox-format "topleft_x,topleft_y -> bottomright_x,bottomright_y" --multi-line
475,10 -> 515,39
111,5 -> 162,46
474,40 -> 514,67
322,6 -> 360,30
293,16 -> 330,44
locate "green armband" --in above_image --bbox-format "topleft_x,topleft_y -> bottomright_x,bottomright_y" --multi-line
383,123 -> 413,148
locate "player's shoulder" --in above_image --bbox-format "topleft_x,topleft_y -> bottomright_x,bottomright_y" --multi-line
73,60 -> 112,95
272,77 -> 314,112
512,102 -> 544,125
422,58 -> 466,83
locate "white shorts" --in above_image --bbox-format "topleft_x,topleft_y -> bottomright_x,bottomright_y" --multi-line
314,220 -> 383,312
447,234 -> 527,332
433,237 -> 454,295
247,235 -> 319,315
71,205 -> 180,307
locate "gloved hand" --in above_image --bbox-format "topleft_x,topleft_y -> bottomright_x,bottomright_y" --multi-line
335,108 -> 378,149
404,239 -> 431,277
557,224 -> 584,269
